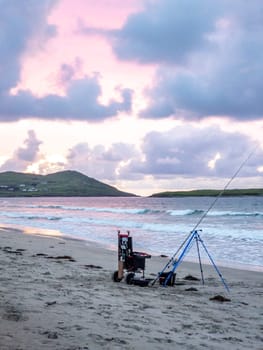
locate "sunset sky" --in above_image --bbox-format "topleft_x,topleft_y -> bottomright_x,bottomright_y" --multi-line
0,0 -> 262,195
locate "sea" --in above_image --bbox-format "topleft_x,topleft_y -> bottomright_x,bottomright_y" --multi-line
0,196 -> 262,271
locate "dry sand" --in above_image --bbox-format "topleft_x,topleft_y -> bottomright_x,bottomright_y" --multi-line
0,226 -> 262,350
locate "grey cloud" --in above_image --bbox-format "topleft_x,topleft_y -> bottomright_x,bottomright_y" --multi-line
16,130 -> 42,161
106,0 -> 263,120
0,129 -> 42,171
65,126 -> 262,182
141,45 -> 263,120
36,75 -> 132,120
119,126 -> 262,179
56,59 -> 83,87
102,143 -> 136,162
0,74 -> 133,121
111,0 -> 220,64
66,142 -> 139,180
0,0 -> 58,93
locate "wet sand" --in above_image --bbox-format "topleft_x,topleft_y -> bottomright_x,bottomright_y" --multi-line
0,226 -> 262,349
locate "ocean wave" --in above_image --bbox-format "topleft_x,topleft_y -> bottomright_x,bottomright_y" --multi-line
166,209 -> 263,217
208,211 -> 263,217
88,207 -> 155,215
0,196 -> 261,269
167,209 -> 204,216
2,212 -> 62,221
5,203 -> 263,219
27,204 -> 85,211
26,204 -> 159,215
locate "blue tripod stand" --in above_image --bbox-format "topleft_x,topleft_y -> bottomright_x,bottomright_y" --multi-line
153,230 -> 230,292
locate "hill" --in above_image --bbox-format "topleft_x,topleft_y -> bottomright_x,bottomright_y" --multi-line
150,188 -> 263,197
0,170 -> 135,197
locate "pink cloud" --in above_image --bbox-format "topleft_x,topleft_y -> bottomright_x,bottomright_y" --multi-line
17,0 -> 154,106
50,0 -> 142,29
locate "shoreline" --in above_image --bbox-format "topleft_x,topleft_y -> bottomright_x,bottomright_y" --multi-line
0,226 -> 262,349
1,222 -> 262,274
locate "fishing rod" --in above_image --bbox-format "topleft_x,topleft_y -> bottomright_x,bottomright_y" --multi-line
191,145 -> 258,233
151,145 -> 258,285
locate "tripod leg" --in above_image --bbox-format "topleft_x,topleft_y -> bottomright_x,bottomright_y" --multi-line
196,236 -> 205,285
163,231 -> 196,286
198,235 -> 230,293
151,231 -> 195,286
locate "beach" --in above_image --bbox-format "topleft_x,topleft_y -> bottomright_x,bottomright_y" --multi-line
0,226 -> 262,350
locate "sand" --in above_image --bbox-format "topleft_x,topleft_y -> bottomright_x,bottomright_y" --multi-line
0,226 -> 262,350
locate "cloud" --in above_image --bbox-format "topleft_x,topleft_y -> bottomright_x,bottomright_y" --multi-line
108,0 -> 263,120
111,0 -> 220,64
1,125 -> 261,194
16,130 -> 42,162
0,72 -> 133,122
63,125 -> 262,184
119,125 -> 262,179
0,0 -> 58,93
0,0 -> 133,122
0,130 -> 42,171
66,142 -> 139,180
56,58 -> 84,88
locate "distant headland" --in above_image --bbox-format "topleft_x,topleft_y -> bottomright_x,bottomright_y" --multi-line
150,189 -> 263,197
0,170 -> 135,197
0,170 -> 262,197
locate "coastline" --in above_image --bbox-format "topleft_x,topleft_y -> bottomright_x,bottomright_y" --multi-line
0,225 -> 262,349
1,222 -> 262,273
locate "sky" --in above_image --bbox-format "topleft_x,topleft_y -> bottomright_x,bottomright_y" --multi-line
0,0 -> 262,196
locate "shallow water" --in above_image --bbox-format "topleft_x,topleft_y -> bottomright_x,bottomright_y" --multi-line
0,196 -> 262,271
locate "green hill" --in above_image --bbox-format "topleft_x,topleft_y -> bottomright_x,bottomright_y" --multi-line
150,188 -> 263,197
0,170 -> 135,197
